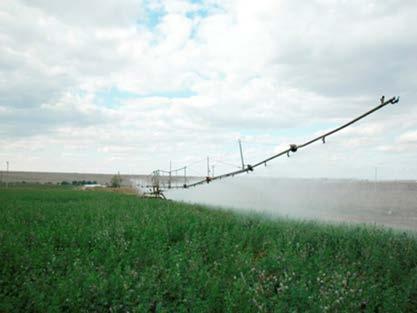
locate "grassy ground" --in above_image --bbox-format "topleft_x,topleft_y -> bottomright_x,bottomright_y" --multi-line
1,186 -> 417,312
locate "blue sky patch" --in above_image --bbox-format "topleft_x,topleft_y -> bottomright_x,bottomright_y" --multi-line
136,2 -> 165,30
145,8 -> 164,29
142,89 -> 197,98
95,87 -> 196,107
95,87 -> 139,107
186,8 -> 209,19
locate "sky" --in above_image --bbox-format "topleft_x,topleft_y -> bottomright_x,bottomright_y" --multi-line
0,0 -> 416,180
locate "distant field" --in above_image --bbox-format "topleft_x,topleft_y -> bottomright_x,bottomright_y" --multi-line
0,171 -> 150,186
0,171 -> 195,187
1,186 -> 417,312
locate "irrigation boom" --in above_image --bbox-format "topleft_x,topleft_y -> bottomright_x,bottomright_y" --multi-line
142,96 -> 399,197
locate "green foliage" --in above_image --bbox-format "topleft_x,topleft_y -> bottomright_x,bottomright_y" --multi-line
111,174 -> 122,188
0,186 -> 417,312
70,180 -> 97,186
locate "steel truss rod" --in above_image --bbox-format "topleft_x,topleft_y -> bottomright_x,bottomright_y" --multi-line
167,96 -> 399,190
156,166 -> 186,175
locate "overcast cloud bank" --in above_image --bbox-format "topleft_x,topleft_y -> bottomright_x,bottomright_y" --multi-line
1,0 -> 416,179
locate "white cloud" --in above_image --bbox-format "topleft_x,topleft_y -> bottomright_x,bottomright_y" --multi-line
0,0 -> 416,178
399,130 -> 417,144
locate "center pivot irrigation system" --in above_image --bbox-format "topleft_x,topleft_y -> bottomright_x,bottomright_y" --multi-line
140,96 -> 400,199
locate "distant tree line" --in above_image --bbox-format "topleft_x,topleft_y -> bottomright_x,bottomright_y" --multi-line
61,180 -> 98,186
110,174 -> 122,188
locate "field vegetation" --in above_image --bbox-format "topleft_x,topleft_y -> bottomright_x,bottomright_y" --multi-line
1,186 -> 417,312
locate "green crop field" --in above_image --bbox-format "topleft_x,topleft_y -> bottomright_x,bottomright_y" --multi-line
1,186 -> 417,312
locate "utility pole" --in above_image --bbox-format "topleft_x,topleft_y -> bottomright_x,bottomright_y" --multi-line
238,139 -> 245,170
169,160 -> 172,189
184,166 -> 187,185
207,157 -> 210,177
